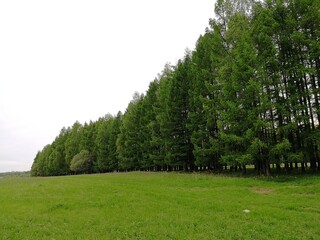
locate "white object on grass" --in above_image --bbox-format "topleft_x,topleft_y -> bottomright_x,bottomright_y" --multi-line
243,209 -> 251,213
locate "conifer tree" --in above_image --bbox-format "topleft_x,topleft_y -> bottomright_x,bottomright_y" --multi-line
95,114 -> 114,172
164,55 -> 195,170
64,121 -> 82,168
31,0 -> 320,176
151,65 -> 174,170
188,31 -> 222,170
117,93 -> 144,171
138,80 -> 161,170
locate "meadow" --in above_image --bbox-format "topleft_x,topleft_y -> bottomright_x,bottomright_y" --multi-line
0,172 -> 319,239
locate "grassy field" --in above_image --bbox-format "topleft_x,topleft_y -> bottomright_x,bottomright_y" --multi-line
0,172 -> 319,240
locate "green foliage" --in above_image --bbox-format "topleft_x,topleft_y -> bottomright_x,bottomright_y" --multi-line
94,113 -> 121,172
117,93 -> 145,170
188,31 -> 222,170
163,56 -> 194,169
70,150 -> 92,174
139,80 -> 162,169
270,139 -> 292,163
32,0 -> 320,176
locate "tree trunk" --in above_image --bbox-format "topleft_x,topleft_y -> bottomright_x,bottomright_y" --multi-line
309,146 -> 317,172
263,159 -> 271,176
315,147 -> 320,171
290,162 -> 293,171
284,163 -> 289,173
242,165 -> 247,174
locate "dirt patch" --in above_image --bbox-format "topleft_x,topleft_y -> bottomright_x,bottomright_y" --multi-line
251,187 -> 273,195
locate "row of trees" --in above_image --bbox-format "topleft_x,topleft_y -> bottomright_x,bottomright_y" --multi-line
31,113 -> 122,176
31,0 -> 320,176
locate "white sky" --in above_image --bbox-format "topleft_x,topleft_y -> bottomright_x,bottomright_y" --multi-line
0,0 -> 215,173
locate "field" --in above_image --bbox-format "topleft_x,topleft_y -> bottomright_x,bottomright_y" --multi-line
0,172 -> 319,239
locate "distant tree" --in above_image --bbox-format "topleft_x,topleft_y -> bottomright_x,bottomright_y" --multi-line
95,115 -> 112,172
117,93 -> 144,171
95,112 -> 122,172
107,111 -> 122,171
188,29 -> 223,171
64,121 -> 82,168
136,81 -> 159,170
50,127 -> 70,175
70,150 -> 92,174
153,64 -> 175,170
31,151 -> 43,176
31,0 -> 320,176
162,55 -> 195,171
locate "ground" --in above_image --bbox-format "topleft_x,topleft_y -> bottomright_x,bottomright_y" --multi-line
0,172 -> 319,239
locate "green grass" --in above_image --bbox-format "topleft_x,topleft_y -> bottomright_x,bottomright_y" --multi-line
0,172 -> 319,239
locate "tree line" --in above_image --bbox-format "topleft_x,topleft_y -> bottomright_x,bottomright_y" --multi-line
31,0 -> 320,176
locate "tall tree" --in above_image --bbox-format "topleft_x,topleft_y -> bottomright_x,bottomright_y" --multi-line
151,64 -> 174,170
95,114 -> 114,172
117,93 -> 144,171
64,121 -> 82,168
164,55 -> 195,170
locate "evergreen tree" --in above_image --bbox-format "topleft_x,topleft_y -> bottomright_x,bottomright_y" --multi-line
151,64 -> 174,170
117,93 -> 144,171
164,55 -> 195,170
95,112 -> 122,172
64,121 -> 82,168
138,80 -> 161,170
70,150 -> 92,174
189,28 -> 223,171
95,114 -> 113,172
31,0 -> 320,176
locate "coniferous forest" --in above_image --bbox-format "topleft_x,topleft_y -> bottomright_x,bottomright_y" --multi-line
31,0 -> 320,177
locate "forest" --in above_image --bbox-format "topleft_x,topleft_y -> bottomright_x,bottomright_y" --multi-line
31,0 -> 320,177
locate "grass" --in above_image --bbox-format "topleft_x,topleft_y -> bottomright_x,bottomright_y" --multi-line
0,172 -> 319,239
0,171 -> 30,178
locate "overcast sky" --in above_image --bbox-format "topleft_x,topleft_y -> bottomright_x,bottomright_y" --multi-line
0,0 -> 215,173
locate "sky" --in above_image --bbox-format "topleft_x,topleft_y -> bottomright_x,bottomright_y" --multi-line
0,0 -> 216,173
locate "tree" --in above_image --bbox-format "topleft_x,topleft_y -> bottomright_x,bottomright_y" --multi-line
139,80 -> 161,170
188,27 -> 224,171
64,121 -> 82,168
95,112 -> 122,172
150,64 -> 174,170
70,150 -> 92,174
117,93 -> 144,171
31,0 -> 320,176
163,55 -> 195,170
